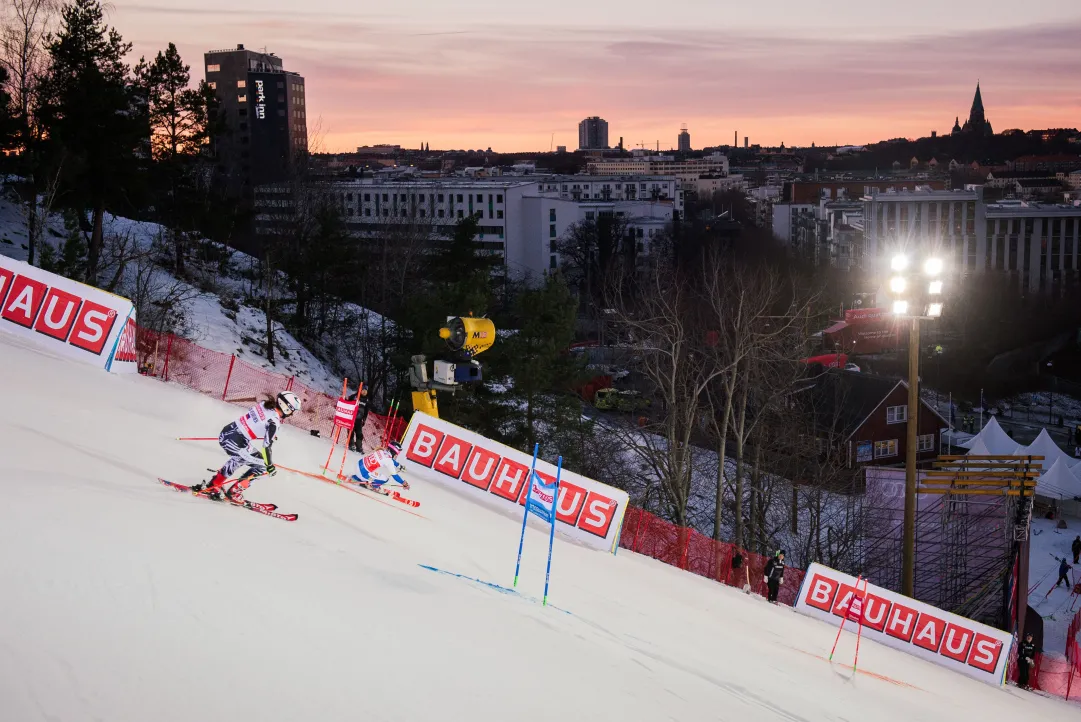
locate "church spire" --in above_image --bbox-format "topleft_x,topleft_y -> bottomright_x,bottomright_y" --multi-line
970,81 -> 985,122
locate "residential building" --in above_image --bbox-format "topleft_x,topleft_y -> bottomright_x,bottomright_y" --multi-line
254,176 -> 680,281
802,370 -> 947,468
1007,155 -> 1081,173
578,117 -> 609,151
588,153 -> 729,179
205,45 -> 307,195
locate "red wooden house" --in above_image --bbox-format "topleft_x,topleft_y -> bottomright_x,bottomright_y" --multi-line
805,370 -> 948,468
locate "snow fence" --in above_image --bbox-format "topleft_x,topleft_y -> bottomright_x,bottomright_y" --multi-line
134,327 -> 405,448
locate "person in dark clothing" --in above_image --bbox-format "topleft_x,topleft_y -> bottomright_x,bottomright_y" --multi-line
763,550 -> 786,604
1072,536 -> 1081,565
1017,632 -> 1038,690
730,550 -> 743,587
1056,558 -> 1073,588
347,387 -> 370,453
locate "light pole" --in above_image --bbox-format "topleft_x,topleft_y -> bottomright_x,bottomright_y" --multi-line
884,252 -> 945,598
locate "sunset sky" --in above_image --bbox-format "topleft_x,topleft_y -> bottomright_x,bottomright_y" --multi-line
113,0 -> 1081,153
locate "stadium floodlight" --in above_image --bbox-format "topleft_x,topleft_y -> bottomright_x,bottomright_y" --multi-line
891,254 -> 908,272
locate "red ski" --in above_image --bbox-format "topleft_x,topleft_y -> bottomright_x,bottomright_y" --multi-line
342,478 -> 420,508
158,478 -> 298,521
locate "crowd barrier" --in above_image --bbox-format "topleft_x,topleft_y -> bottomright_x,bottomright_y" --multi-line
135,327 -> 405,449
618,506 -> 805,606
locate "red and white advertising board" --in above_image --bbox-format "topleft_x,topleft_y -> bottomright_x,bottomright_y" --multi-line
795,563 -> 1013,686
400,413 -> 629,553
0,256 -> 137,374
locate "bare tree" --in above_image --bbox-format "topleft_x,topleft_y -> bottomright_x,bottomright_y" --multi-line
700,252 -> 813,545
606,262 -> 729,526
1,0 -> 56,266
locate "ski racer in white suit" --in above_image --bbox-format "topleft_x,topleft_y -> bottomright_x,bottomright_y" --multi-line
351,441 -> 410,492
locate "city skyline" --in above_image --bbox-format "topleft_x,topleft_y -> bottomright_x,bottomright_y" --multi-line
114,0 -> 1081,152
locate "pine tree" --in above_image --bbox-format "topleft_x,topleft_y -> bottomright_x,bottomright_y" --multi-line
38,0 -> 143,284
504,273 -> 581,450
135,42 -> 217,274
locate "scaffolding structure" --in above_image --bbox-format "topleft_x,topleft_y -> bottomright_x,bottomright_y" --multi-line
857,455 -> 1040,630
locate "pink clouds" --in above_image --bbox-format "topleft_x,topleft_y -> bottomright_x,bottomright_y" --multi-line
114,5 -> 1081,151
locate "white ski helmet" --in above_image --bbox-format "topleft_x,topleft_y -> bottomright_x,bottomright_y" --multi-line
277,391 -> 301,417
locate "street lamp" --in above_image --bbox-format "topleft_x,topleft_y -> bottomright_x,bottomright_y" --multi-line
884,252 -> 946,598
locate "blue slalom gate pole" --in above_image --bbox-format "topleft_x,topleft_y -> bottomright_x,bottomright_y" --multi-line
513,443 -> 540,588
542,457 -> 562,606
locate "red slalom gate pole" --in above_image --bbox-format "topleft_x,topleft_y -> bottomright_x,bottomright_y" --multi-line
852,578 -> 868,672
222,354 -> 236,401
829,575 -> 863,662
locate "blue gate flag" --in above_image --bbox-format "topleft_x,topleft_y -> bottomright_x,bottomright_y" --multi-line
526,471 -> 558,524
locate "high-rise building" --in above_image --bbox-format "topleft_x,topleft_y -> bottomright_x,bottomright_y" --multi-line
678,124 -> 691,153
204,45 -> 307,195
578,117 -> 609,150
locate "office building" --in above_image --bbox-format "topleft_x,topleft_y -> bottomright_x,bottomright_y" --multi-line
578,117 -> 609,151
863,190 -> 1081,294
204,45 -> 307,194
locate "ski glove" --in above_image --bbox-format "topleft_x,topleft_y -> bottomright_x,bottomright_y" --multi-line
780,577 -> 784,585
266,464 -> 278,476
763,577 -> 768,584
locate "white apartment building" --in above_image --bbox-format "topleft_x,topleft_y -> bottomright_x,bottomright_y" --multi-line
254,176 -> 681,281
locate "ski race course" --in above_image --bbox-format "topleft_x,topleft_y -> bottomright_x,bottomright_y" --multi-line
1,330 -> 1078,721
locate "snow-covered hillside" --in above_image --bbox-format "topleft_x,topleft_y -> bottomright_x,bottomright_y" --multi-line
1,331 -> 1079,720
0,191 -> 341,393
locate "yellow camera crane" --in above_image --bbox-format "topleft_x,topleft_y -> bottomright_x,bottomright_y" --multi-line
409,315 -> 496,418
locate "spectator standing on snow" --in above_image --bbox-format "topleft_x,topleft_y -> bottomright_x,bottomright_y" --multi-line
347,387 -> 369,453
763,550 -> 786,604
1056,558 -> 1072,588
730,549 -> 743,587
1017,632 -> 1038,690
1072,536 -> 1081,565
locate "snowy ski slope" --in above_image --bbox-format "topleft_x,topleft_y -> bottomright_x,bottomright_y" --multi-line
0,330 -> 1077,721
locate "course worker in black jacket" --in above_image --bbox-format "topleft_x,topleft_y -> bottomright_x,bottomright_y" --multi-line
764,550 -> 786,604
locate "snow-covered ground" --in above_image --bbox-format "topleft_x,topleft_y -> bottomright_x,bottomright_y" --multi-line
1029,514 -> 1081,655
0,191 -> 343,394
3,331 -> 1080,720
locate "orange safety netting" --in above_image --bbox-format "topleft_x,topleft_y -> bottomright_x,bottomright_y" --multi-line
135,326 -> 403,446
619,506 -> 805,607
